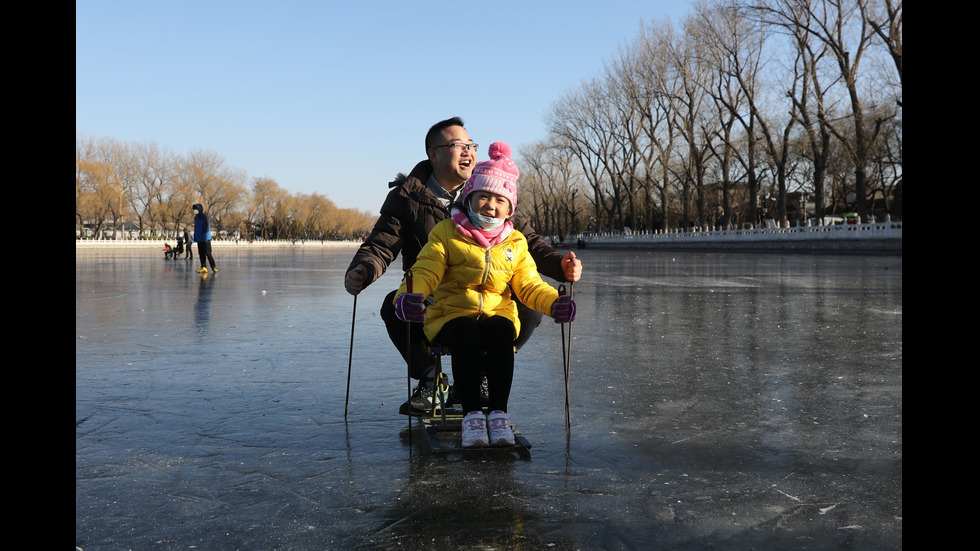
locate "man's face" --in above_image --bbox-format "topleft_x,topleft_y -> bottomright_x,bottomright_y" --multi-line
427,125 -> 477,190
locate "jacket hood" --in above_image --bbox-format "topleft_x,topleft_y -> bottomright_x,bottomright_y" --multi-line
389,160 -> 432,189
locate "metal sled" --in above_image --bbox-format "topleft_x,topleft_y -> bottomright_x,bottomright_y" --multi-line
414,345 -> 531,458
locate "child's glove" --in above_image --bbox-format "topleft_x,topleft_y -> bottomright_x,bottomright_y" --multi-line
551,295 -> 576,323
394,293 -> 427,323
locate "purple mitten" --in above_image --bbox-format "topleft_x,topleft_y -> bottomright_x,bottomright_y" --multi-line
551,295 -> 576,323
394,293 -> 427,323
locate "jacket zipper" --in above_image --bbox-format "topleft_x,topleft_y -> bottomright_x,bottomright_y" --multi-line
477,248 -> 491,317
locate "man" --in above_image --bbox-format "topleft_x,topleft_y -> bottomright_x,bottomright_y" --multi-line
192,203 -> 217,274
344,117 -> 582,415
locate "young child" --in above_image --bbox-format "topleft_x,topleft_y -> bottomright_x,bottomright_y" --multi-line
393,142 -> 577,448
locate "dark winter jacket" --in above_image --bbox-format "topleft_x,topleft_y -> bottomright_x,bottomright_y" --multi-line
346,160 -> 566,290
192,203 -> 211,243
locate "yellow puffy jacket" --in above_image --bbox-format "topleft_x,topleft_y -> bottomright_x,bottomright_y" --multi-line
395,218 -> 560,342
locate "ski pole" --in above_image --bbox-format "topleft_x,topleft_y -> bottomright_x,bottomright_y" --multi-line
565,282 -> 575,429
405,269 -> 414,401
344,294 -> 357,419
405,270 -> 414,449
559,284 -> 573,430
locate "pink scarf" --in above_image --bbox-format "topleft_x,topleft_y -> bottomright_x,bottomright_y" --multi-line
451,207 -> 513,249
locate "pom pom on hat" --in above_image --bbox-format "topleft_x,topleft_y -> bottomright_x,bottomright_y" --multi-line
487,141 -> 512,160
461,141 -> 519,216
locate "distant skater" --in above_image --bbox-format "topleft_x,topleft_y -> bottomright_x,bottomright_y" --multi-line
183,228 -> 193,259
175,236 -> 185,259
193,203 -> 217,273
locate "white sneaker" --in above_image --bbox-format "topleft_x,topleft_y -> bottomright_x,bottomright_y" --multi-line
461,411 -> 489,448
487,410 -> 515,447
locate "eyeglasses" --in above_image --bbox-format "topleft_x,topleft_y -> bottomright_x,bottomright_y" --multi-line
432,142 -> 479,153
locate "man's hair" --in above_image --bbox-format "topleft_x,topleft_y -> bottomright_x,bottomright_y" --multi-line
425,117 -> 465,152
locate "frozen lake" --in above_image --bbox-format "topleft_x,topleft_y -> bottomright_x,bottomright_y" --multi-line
76,246 -> 902,550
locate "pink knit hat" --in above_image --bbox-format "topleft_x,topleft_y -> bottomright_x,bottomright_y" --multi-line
460,141 -> 519,217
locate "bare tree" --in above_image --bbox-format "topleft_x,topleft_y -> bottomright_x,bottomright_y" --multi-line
547,79 -> 620,231
519,141 -> 582,237
784,0 -> 836,221
865,105 -> 901,216
518,141 -> 559,235
696,0 -> 804,226
752,0 -> 888,220
76,136 -> 126,238
116,141 -> 177,237
606,36 -> 657,231
251,177 -> 285,239
862,0 -> 902,91
179,149 -> 247,236
630,19 -> 683,231
694,4 -> 751,228
667,16 -> 716,229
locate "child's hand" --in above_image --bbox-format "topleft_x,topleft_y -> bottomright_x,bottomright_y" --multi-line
551,295 -> 576,323
394,293 -> 427,323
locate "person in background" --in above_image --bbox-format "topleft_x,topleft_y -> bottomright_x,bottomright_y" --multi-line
193,203 -> 217,274
183,228 -> 193,259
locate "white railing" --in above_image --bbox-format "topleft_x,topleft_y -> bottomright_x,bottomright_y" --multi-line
577,216 -> 901,251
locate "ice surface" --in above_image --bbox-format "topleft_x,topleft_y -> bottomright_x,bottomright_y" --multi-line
76,247 -> 902,550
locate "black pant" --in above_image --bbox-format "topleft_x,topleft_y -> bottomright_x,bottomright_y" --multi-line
380,289 -> 542,383
197,241 -> 216,269
437,315 -> 515,413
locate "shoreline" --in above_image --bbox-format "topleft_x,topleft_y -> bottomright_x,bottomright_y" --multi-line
75,238 -> 901,255
76,221 -> 902,256
75,239 -> 361,249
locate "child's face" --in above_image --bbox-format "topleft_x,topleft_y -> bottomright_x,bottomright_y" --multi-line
469,191 -> 511,219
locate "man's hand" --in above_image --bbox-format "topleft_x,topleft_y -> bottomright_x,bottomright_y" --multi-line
561,251 -> 582,282
345,264 -> 367,295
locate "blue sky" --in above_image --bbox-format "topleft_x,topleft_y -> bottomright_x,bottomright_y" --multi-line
76,1 -> 694,214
